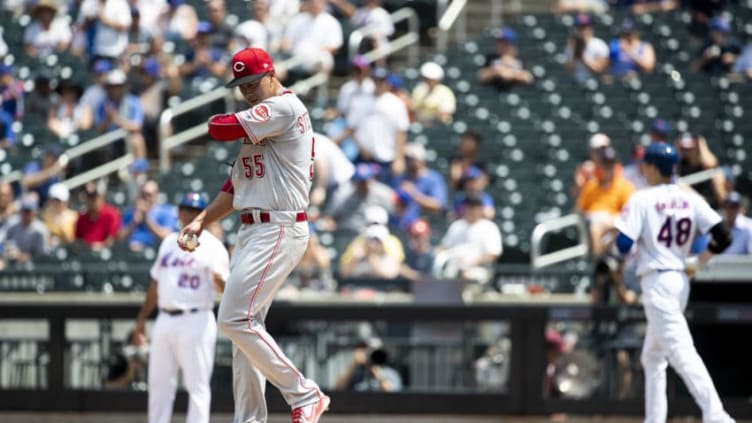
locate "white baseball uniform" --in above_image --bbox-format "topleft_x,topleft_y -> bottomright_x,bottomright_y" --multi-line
215,88 -> 324,423
147,231 -> 230,423
614,184 -> 734,423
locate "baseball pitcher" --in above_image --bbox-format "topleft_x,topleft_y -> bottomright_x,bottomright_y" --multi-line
177,47 -> 329,423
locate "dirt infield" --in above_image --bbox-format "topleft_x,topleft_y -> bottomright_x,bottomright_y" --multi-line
0,413 -> 731,423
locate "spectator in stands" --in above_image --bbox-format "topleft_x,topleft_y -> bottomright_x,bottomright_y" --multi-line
452,166 -> 495,220
21,144 -> 68,208
76,0 -> 132,64
392,143 -> 447,229
155,0 -> 199,42
720,191 -> 752,255
269,0 -> 300,24
565,14 -> 609,82
734,42 -> 752,79
42,183 -> 78,247
0,181 -> 17,233
576,146 -> 634,256
234,0 -> 278,53
572,132 -> 612,198
449,130 -> 487,191
434,195 -> 503,286
687,0 -> 727,40
354,67 -> 409,176
94,69 -> 148,163
4,194 -> 49,263
26,72 -> 58,122
321,163 -> 395,232
410,62 -> 456,125
676,134 -> 726,209
23,0 -> 72,58
478,27 -> 534,91
327,55 -> 375,161
309,132 -> 355,212
126,6 -> 152,58
131,0 -> 166,39
75,182 -> 122,249
692,16 -> 740,75
282,0 -> 344,77
608,18 -> 656,79
334,339 -> 403,392
399,218 -> 435,281
205,0 -> 233,50
179,21 -> 228,82
339,205 -> 405,270
339,224 -> 403,279
137,57 -> 182,149
48,78 -> 93,139
329,0 -> 393,57
117,180 -> 177,251
0,65 -> 23,121
622,142 -> 648,191
80,59 -> 113,112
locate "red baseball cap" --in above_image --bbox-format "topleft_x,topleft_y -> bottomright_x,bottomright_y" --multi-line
226,48 -> 274,88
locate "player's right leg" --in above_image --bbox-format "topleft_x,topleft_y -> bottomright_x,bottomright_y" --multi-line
148,314 -> 180,423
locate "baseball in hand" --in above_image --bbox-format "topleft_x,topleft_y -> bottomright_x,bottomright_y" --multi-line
182,233 -> 199,250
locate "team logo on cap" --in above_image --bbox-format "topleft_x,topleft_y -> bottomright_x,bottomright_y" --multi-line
233,62 -> 246,73
251,104 -> 271,122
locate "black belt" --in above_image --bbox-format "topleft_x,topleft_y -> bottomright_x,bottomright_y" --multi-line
160,308 -> 200,316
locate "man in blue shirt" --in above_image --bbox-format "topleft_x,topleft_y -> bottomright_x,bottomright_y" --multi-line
117,180 -> 178,250
392,143 -> 447,229
95,69 -> 147,164
22,144 -> 66,208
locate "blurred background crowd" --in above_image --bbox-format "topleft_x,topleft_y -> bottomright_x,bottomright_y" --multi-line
0,0 -> 750,300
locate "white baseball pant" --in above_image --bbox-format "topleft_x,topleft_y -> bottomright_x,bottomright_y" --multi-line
217,221 -> 322,423
148,309 -> 217,423
640,271 -> 734,423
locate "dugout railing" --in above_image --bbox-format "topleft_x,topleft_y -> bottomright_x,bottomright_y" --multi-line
0,299 -> 750,417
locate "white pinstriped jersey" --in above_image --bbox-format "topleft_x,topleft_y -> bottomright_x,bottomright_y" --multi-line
614,183 -> 721,276
150,231 -> 230,310
232,89 -> 314,211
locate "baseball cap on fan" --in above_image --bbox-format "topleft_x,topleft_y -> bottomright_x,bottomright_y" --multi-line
226,48 -> 275,88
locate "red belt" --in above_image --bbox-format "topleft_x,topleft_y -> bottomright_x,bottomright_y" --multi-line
240,211 -> 308,225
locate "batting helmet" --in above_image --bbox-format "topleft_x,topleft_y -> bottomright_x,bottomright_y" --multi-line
643,143 -> 678,176
178,192 -> 207,211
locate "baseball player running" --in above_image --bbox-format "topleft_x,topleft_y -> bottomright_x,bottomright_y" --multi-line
177,47 -> 329,423
612,143 -> 734,423
134,192 -> 230,423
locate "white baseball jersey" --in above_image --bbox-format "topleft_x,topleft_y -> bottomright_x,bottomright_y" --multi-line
150,231 -> 230,310
232,90 -> 315,211
614,183 -> 721,276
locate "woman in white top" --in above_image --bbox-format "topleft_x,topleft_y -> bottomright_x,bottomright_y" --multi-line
23,0 -> 72,57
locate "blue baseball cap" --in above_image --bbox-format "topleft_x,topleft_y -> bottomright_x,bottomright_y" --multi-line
463,166 -> 483,180
178,192 -> 208,210
93,59 -> 114,74
197,21 -> 213,34
651,118 -> 671,138
493,27 -> 518,43
386,73 -> 403,90
621,18 -> 636,33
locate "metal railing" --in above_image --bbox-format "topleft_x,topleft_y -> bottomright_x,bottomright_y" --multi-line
436,0 -> 468,52
530,168 -> 725,269
348,7 -> 420,67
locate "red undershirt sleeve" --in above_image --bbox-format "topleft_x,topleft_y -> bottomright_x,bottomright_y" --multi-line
220,177 -> 234,195
208,114 -> 247,141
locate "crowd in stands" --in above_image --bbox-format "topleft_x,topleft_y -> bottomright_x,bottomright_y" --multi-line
1,0 -> 751,294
